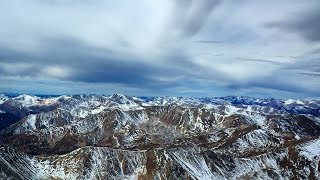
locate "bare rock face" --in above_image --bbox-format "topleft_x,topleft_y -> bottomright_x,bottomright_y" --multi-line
0,94 -> 319,179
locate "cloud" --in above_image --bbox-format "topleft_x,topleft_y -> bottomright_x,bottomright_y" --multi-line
0,0 -> 319,98
170,0 -> 221,38
299,72 -> 320,77
266,6 -> 320,42
42,66 -> 71,79
236,58 -> 283,65
193,40 -> 223,44
0,62 -> 36,77
0,36 -> 205,90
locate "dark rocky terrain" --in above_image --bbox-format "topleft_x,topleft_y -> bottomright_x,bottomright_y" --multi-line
0,94 -> 319,179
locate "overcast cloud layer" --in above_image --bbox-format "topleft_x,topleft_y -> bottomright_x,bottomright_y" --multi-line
0,0 -> 320,98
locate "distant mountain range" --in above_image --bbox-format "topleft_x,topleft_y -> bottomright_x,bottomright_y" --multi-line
0,94 -> 319,179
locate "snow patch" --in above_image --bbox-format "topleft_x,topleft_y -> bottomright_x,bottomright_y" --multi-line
247,113 -> 266,127
300,139 -> 320,160
14,114 -> 37,134
225,105 -> 241,114
169,149 -> 214,180
284,99 -> 304,105
13,94 -> 40,107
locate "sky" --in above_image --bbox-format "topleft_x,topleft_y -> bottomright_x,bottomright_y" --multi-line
0,0 -> 320,99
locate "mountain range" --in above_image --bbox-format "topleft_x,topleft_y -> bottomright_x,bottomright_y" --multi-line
0,94 -> 319,179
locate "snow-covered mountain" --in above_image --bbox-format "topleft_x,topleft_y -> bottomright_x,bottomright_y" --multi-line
0,94 -> 319,179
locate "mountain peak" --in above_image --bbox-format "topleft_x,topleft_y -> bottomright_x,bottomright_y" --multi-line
110,93 -> 126,98
109,93 -> 132,104
12,94 -> 40,106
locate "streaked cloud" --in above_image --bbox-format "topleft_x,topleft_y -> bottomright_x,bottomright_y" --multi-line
0,0 -> 319,98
